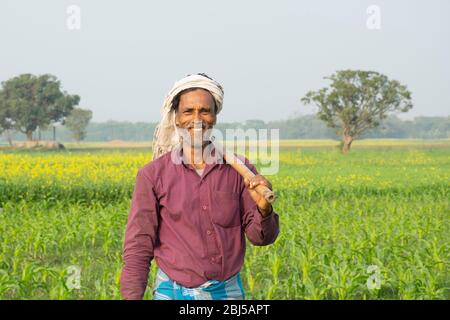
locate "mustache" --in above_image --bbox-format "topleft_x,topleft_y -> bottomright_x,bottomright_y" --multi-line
184,121 -> 209,130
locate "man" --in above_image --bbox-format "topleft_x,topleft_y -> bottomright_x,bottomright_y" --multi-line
120,73 -> 280,300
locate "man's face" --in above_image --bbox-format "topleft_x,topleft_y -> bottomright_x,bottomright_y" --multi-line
175,88 -> 216,148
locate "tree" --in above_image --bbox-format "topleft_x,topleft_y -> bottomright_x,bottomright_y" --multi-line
301,70 -> 413,153
0,94 -> 14,146
64,108 -> 93,143
0,74 -> 80,141
245,119 -> 267,130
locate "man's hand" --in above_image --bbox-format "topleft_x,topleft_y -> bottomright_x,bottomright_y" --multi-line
244,174 -> 273,217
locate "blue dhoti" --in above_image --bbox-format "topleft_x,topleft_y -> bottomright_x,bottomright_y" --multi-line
152,267 -> 245,300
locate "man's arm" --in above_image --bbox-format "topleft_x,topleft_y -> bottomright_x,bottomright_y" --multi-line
120,168 -> 159,300
240,162 -> 280,246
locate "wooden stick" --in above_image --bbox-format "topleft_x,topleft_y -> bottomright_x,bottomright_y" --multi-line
211,139 -> 276,204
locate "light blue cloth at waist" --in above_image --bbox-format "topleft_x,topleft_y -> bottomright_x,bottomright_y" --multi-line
152,267 -> 245,300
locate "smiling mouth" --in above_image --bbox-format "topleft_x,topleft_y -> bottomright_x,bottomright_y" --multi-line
187,121 -> 207,131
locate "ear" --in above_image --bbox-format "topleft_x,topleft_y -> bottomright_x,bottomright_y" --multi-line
174,111 -> 180,127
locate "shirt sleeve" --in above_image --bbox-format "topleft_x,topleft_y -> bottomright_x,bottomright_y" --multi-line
120,168 -> 159,300
240,160 -> 280,246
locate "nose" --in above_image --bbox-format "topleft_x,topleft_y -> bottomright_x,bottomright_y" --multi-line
191,112 -> 204,128
193,110 -> 202,122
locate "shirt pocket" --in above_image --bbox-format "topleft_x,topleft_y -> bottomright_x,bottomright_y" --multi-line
211,190 -> 241,228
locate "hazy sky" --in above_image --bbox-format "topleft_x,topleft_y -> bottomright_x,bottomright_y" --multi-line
1,0 -> 449,123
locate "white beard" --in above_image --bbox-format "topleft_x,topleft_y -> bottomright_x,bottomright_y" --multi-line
175,121 -> 213,149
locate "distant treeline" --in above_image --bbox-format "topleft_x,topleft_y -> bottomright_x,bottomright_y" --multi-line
2,115 -> 449,142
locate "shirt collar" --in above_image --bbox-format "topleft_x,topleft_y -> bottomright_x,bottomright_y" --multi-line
171,141 -> 225,171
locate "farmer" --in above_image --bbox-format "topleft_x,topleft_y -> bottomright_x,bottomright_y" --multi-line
120,73 -> 280,300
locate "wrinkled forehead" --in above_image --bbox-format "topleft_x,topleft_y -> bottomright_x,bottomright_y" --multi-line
172,87 -> 217,112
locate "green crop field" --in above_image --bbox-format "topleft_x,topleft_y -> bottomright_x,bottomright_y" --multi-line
0,140 -> 449,299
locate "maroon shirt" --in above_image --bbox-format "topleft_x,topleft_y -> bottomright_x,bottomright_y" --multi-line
120,146 -> 280,300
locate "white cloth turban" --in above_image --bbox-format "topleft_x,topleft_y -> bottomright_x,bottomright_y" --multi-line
152,73 -> 224,160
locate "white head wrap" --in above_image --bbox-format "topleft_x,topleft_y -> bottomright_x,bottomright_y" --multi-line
152,73 -> 224,160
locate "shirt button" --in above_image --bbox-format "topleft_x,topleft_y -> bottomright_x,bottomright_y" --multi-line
210,257 -> 215,263
207,230 -> 212,235
202,205 -> 207,210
